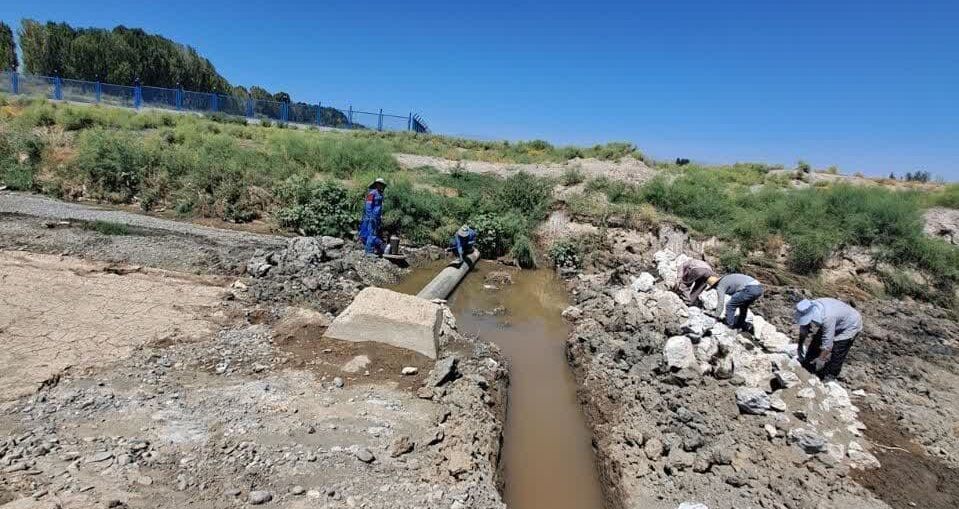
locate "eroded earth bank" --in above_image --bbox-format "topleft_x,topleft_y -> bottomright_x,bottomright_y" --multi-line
561,225 -> 959,509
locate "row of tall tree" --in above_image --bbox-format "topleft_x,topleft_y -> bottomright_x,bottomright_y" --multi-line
1,19 -> 355,127
6,19 -> 300,104
0,22 -> 16,71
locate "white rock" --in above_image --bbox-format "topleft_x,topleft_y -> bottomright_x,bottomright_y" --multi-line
401,367 -> 419,376
764,424 -> 778,439
848,441 -> 881,469
613,288 -> 635,306
699,289 -> 718,311
682,307 -> 716,339
631,272 -> 656,292
654,250 -> 691,288
774,369 -> 801,389
797,388 -> 816,399
663,336 -> 697,371
751,315 -> 791,353
695,336 -> 718,363
735,387 -> 771,415
730,348 -> 774,388
678,504 -> 709,509
561,306 -> 583,320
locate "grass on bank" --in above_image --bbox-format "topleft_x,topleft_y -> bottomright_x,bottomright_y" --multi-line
568,163 -> 959,305
0,96 -> 553,266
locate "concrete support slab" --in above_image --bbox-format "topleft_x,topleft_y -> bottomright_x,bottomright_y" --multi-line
324,287 -> 442,359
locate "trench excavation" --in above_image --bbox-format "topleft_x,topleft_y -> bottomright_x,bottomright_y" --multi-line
393,260 -> 606,509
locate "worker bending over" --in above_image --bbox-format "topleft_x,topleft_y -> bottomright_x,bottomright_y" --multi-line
676,258 -> 716,305
795,298 -> 862,383
710,273 -> 764,331
358,178 -> 386,254
450,225 -> 477,266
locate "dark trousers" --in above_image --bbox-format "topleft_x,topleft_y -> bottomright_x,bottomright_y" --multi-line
801,334 -> 857,380
724,285 -> 763,329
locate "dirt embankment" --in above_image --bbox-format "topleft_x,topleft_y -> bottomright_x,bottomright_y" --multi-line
0,210 -> 510,508
560,224 -> 959,509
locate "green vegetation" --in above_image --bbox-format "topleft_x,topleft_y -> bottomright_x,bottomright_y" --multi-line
925,183 -> 959,209
0,21 -> 15,71
18,19 -> 229,91
0,97 -> 554,262
83,220 -> 130,236
350,131 -> 645,165
560,165 -> 585,186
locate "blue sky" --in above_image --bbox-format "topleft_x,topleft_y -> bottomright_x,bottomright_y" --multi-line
2,0 -> 957,178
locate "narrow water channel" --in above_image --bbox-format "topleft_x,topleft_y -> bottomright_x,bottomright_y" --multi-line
393,261 -> 605,509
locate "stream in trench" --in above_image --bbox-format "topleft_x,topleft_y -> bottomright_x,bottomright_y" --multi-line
393,261 -> 605,509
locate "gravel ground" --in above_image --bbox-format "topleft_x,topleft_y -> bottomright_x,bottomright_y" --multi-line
0,191 -> 287,247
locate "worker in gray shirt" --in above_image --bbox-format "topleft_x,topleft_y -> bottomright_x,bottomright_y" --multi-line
709,273 -> 764,330
795,298 -> 863,382
676,258 -> 716,305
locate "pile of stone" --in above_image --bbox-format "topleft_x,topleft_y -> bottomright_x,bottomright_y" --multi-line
646,250 -> 879,470
246,236 -> 404,313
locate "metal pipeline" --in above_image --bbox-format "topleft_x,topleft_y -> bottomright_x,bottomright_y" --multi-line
416,250 -> 481,301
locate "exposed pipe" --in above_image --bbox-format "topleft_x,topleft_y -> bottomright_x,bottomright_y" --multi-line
416,250 -> 481,301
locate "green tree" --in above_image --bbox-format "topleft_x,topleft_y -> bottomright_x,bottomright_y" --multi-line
0,21 -> 16,71
18,19 -> 230,90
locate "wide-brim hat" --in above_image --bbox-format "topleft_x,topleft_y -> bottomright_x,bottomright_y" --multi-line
369,178 -> 387,188
795,299 -> 823,326
457,225 -> 471,237
706,275 -> 721,288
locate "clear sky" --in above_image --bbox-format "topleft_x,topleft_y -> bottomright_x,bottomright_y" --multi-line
2,0 -> 957,178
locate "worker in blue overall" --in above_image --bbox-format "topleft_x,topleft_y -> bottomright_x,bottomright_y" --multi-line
359,178 -> 386,254
450,225 -> 477,266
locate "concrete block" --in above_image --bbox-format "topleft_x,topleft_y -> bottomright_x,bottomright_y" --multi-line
324,287 -> 442,359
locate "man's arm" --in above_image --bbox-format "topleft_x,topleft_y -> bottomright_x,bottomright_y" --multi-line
797,324 -> 810,358
714,279 -> 727,315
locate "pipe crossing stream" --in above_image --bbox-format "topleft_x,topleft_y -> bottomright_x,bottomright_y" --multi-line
393,261 -> 605,509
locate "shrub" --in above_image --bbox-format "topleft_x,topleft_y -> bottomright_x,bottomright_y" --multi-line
83,220 -> 130,236
718,248 -> 745,272
560,166 -> 585,186
275,177 -> 354,237
470,212 -> 526,258
787,231 -> 837,274
0,128 -> 44,190
548,238 -> 582,269
797,160 -> 811,173
510,234 -> 536,268
71,128 -> 147,202
494,171 -> 553,221
260,118 -> 272,128
926,184 -> 959,209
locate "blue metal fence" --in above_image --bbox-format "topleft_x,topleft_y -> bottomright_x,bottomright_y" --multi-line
0,70 -> 429,133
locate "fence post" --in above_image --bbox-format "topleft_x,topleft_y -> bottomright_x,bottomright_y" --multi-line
348,105 -> 353,129
407,112 -> 412,132
11,71 -> 17,95
54,74 -> 62,100
377,109 -> 383,131
95,76 -> 101,103
246,97 -> 253,118
134,79 -> 142,109
315,102 -> 321,125
281,102 -> 288,123
211,92 -> 218,112
175,84 -> 182,111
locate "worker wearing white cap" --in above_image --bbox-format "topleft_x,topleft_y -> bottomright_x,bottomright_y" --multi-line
795,298 -> 863,382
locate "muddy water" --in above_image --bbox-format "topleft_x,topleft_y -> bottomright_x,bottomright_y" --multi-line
393,261 -> 605,509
